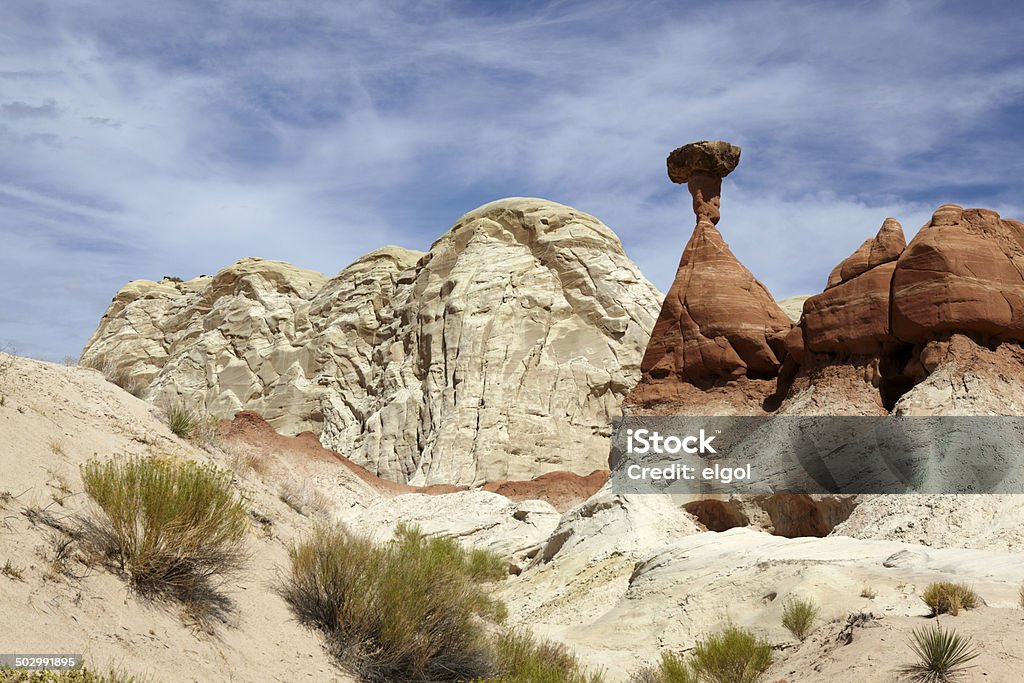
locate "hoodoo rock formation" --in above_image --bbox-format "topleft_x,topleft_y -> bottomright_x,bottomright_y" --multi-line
629,149 -> 1024,418
630,141 -> 793,402
82,198 -> 662,486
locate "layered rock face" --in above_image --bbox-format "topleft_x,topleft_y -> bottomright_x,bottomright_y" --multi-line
82,198 -> 662,486
628,136 -> 1024,417
632,141 -> 792,399
892,205 -> 1024,342
802,217 -> 906,354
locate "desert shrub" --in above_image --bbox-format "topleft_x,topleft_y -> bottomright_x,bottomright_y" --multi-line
781,597 -> 820,640
900,623 -> 979,682
627,651 -> 696,683
1018,583 -> 1024,609
492,629 -> 605,683
628,633 -> 769,683
688,626 -> 773,683
627,666 -> 663,683
860,583 -> 876,599
921,582 -> 979,616
79,456 -> 249,615
0,668 -> 145,682
166,404 -> 197,439
282,523 -> 509,682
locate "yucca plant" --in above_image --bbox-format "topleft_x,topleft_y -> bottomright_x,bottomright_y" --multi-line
900,623 -> 979,682
166,404 -> 197,439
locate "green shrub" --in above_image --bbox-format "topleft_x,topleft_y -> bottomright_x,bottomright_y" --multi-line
900,623 -> 979,682
79,456 -> 249,615
921,582 -> 979,616
629,651 -> 696,683
282,523 -> 508,682
166,404 -> 197,439
0,668 -> 144,682
493,629 -> 604,683
781,597 -> 819,640
655,651 -> 695,683
689,626 -> 773,683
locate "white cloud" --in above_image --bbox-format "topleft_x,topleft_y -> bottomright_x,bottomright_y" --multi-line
1,0 -> 1023,358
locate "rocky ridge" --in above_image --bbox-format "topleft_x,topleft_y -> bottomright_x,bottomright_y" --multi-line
82,198 -> 662,486
626,141 -> 1024,418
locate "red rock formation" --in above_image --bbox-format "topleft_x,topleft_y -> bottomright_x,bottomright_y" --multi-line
667,140 -> 741,226
891,204 -> 1024,343
632,141 -> 792,395
640,220 -> 793,386
803,218 -> 906,354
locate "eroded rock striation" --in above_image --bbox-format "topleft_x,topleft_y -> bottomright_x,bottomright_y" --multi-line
803,217 -> 906,354
628,138 -> 1024,418
82,198 -> 662,486
630,141 -> 792,404
891,205 -> 1024,343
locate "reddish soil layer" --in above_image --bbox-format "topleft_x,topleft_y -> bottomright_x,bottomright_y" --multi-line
483,470 -> 609,512
219,411 -> 602,509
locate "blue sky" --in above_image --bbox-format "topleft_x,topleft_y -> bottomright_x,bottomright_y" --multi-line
2,0 -> 1023,360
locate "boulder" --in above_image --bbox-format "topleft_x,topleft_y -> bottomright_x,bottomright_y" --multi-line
667,140 -> 742,225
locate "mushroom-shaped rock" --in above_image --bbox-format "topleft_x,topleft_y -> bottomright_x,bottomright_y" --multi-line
667,140 -> 742,226
667,141 -> 742,182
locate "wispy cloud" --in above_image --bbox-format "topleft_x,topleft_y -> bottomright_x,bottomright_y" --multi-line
1,0 -> 1022,359
2,99 -> 59,119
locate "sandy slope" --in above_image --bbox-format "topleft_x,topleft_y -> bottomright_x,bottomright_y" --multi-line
5,354 -> 1024,682
0,356 -> 356,682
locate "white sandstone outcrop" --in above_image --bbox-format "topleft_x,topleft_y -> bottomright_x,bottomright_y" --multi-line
81,198 -> 663,485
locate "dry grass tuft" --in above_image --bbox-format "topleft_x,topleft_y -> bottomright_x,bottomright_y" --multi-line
2,558 -> 25,581
781,597 -> 820,640
224,444 -> 270,478
0,666 -> 149,682
80,356 -> 144,397
78,455 -> 250,622
921,582 -> 980,617
278,479 -> 331,518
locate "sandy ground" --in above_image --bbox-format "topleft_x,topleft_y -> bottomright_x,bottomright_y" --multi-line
765,607 -> 1024,682
0,355 -> 356,682
5,354 -> 1024,682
